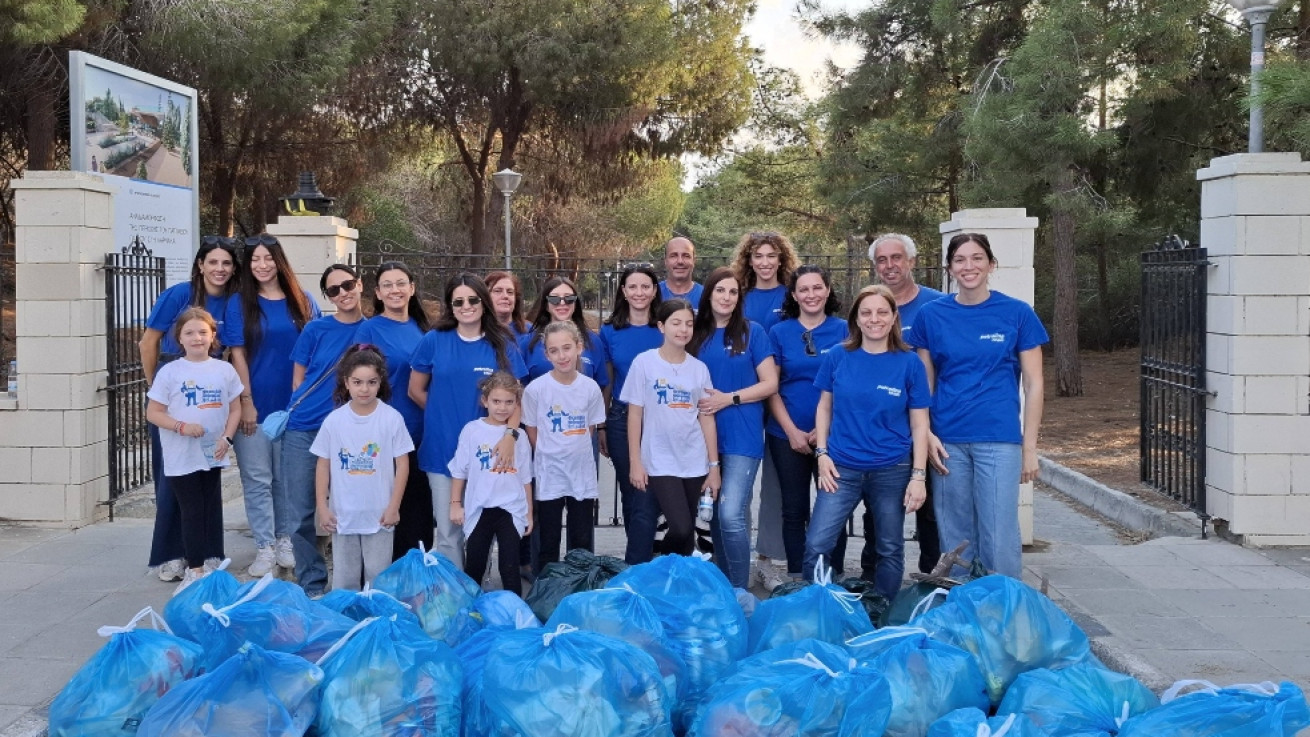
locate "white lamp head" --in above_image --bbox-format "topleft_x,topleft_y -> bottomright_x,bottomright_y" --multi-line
492,168 -> 523,196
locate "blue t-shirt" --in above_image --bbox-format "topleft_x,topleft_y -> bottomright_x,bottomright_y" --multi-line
246,295 -> 320,421
518,330 -> 610,389
598,323 -> 663,405
743,285 -> 787,333
659,280 -> 703,306
355,315 -> 427,444
766,315 -> 847,438
909,291 -> 1049,444
146,282 -> 244,355
815,348 -> 930,470
286,316 -> 362,431
410,329 -> 528,475
695,322 -> 772,459
899,285 -> 946,345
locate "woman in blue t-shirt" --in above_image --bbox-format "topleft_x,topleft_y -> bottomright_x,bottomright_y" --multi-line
485,270 -> 531,340
909,233 -> 1048,579
688,267 -> 777,589
138,236 -> 243,582
229,235 -> 318,578
281,264 -> 366,595
765,265 -> 848,579
807,285 -> 930,598
520,276 -> 609,388
597,263 -> 664,565
409,273 -> 527,568
355,261 -> 433,561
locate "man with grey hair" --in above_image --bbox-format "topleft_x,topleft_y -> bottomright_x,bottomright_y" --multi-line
866,232 -> 945,574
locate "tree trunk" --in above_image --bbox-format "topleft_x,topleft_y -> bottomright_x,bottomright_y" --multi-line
468,179 -> 488,256
1052,167 -> 1083,397
25,85 -> 57,170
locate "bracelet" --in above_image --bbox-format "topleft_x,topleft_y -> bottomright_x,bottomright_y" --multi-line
174,421 -> 184,434
450,500 -> 463,506
708,461 -> 720,468
911,468 -> 927,480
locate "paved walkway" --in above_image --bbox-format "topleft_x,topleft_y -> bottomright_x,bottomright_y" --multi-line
1,467 -> 1307,735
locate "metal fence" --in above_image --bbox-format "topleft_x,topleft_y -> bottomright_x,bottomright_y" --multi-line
104,248 -> 166,512
1139,236 -> 1209,536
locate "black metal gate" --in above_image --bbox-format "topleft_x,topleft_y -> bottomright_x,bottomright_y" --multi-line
1139,235 -> 1209,536
104,246 -> 166,513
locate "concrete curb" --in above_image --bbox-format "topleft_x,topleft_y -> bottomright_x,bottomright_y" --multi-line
1090,637 -> 1176,693
1038,457 -> 1201,539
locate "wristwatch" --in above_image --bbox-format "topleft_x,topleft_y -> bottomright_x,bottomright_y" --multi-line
911,468 -> 927,481
505,427 -> 520,440
732,392 -> 741,406
814,447 -> 829,457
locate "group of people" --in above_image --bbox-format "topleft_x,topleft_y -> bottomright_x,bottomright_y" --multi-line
139,229 -> 1047,601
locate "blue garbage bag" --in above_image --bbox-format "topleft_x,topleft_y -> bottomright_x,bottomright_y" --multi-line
314,615 -> 463,737
455,627 -> 525,737
1117,680 -> 1310,737
546,588 -> 688,728
482,624 -> 674,737
999,662 -> 1158,736
196,574 -> 356,670
446,590 -> 542,647
609,553 -> 748,716
928,708 -> 1044,737
846,627 -> 990,737
162,565 -> 240,643
687,639 -> 892,737
372,546 -> 482,641
49,606 -> 204,737
137,643 -> 322,737
747,561 -> 873,654
735,588 -> 760,618
915,576 -> 1095,705
318,586 -> 423,631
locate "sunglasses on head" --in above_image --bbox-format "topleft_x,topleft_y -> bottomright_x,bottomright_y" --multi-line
324,278 -> 359,298
200,235 -> 237,248
802,329 -> 817,357
546,294 -> 579,306
451,296 -> 482,308
750,231 -> 781,242
244,234 -> 279,248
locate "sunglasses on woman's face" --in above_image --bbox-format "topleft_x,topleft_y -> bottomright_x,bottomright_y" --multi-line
324,278 -> 359,298
546,294 -> 579,306
451,296 -> 482,308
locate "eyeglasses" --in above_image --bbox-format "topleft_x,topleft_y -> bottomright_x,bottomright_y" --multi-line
546,294 -> 578,306
243,234 -> 279,247
324,278 -> 359,298
802,329 -> 817,357
451,296 -> 482,307
377,280 -> 411,291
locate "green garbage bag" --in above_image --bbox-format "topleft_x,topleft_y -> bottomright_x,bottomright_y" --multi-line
524,549 -> 628,621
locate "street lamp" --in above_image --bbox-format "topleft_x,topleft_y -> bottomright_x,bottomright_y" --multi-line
492,168 -> 522,270
1227,0 -> 1279,153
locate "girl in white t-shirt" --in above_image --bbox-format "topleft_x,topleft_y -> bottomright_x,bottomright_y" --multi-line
312,345 -> 414,592
449,371 -> 534,595
523,321 -> 606,571
145,308 -> 243,590
620,298 -> 721,556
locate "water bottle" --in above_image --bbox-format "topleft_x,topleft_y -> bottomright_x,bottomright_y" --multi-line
6,360 -> 15,397
697,489 -> 714,523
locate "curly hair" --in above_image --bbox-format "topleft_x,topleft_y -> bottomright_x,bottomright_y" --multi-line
732,231 -> 799,291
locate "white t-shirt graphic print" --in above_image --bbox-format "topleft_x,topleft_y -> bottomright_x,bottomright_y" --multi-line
311,401 -> 414,535
619,349 -> 714,478
523,372 -> 606,501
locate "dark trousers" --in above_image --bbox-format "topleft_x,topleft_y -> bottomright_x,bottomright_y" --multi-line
169,467 -> 225,569
608,403 -> 660,564
148,424 -> 184,566
766,434 -> 845,577
860,472 -> 940,576
465,507 -> 522,596
391,449 -> 434,561
536,496 -> 595,573
648,475 -> 706,557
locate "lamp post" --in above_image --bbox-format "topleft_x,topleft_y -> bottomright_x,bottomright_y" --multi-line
1227,0 -> 1278,153
492,168 -> 522,270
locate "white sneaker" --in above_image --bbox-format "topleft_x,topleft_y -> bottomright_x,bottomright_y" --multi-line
202,557 -> 223,573
173,566 -> 207,596
757,560 -> 787,594
274,536 -> 296,569
248,545 -> 276,577
157,558 -> 185,582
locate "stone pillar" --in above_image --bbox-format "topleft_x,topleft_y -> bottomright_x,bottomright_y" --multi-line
266,216 -> 358,313
0,172 -> 113,525
1198,153 -> 1310,545
939,208 -> 1041,545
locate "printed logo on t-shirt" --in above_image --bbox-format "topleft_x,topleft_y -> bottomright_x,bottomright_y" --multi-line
180,380 -> 225,409
473,366 -> 494,376
979,333 -> 1006,343
653,378 -> 693,409
546,404 -> 589,436
877,384 -> 903,398
336,442 -> 381,475
475,443 -> 516,473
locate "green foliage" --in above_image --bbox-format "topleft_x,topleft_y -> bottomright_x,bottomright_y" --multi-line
0,0 -> 85,44
1255,58 -> 1310,157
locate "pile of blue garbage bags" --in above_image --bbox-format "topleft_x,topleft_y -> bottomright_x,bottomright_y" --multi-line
48,548 -> 1310,737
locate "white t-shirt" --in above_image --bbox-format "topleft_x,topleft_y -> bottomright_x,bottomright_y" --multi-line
310,401 -> 414,535
448,419 -> 534,536
522,372 -> 605,501
148,357 -> 243,477
618,349 -> 714,478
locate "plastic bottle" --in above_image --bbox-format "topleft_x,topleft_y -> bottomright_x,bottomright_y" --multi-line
697,490 -> 714,523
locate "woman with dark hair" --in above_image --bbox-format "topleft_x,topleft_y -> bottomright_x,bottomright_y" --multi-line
521,276 -> 608,386
280,264 -> 366,595
355,261 -> 434,560
409,273 -> 528,567
597,263 -> 664,564
909,233 -> 1048,579
688,267 -> 777,589
138,236 -> 244,582
229,234 -> 319,578
764,265 -> 848,580
484,271 -> 531,339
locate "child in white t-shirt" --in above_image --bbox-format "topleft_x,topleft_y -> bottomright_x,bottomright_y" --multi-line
619,298 -> 721,557
146,308 -> 243,591
523,321 -> 606,572
449,371 -> 533,596
312,344 -> 414,592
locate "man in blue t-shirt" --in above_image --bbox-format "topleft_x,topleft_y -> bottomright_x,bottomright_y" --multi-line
865,233 -> 946,576
658,236 -> 703,305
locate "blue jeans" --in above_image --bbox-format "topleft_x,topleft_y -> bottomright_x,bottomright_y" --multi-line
804,455 -> 910,599
607,402 -> 659,565
232,429 -> 290,548
934,442 -> 1023,578
281,429 -> 327,595
710,454 -> 760,589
